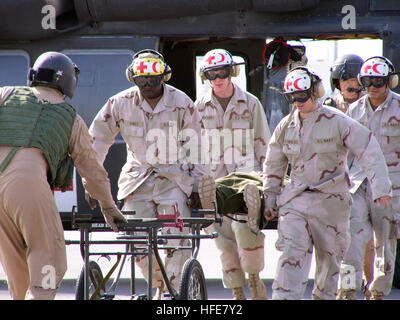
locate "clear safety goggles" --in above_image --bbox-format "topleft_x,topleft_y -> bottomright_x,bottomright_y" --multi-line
359,76 -> 387,88
133,75 -> 163,88
204,67 -> 231,80
283,89 -> 311,103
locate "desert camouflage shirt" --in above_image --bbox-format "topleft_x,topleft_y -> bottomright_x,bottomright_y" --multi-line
263,103 -> 392,209
89,83 -> 209,200
195,83 -> 270,179
347,90 -> 400,196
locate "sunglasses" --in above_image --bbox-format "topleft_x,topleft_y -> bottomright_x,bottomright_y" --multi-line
204,67 -> 231,80
133,75 -> 163,88
284,90 -> 311,103
359,76 -> 387,88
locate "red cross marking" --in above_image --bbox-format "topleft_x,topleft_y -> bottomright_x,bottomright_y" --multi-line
136,61 -> 147,73
206,55 -> 215,65
363,64 -> 372,74
286,80 -> 293,89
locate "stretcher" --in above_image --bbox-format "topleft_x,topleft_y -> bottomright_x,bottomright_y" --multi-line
64,204 -> 221,300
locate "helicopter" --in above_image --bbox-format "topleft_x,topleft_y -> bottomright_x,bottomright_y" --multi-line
1,0 -> 399,288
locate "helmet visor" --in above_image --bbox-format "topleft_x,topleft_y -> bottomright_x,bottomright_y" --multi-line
74,64 -> 80,77
284,90 -> 311,103
332,62 -> 362,81
359,76 -> 387,88
133,75 -> 163,88
204,67 -> 231,80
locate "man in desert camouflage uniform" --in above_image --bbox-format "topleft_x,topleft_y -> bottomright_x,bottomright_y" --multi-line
88,49 -> 209,298
325,54 -> 365,113
338,56 -> 400,300
263,66 -> 391,300
196,49 -> 271,300
325,54 -> 375,297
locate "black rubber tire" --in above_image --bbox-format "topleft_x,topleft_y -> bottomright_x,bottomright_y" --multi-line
178,258 -> 207,300
75,261 -> 105,300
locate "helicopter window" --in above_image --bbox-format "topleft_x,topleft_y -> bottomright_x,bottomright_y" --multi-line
0,51 -> 29,87
195,55 -> 247,101
287,38 -> 383,97
62,49 -> 134,133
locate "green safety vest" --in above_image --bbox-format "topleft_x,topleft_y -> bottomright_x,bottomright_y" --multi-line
0,86 -> 76,191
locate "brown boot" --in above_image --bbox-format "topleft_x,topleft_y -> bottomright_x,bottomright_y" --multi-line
248,273 -> 267,300
362,283 -> 372,300
153,282 -> 165,300
371,292 -> 384,300
336,289 -> 357,300
243,184 -> 261,235
153,282 -> 170,300
198,175 -> 216,212
232,287 -> 247,300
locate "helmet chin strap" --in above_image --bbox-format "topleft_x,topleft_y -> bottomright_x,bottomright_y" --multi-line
345,87 -> 361,93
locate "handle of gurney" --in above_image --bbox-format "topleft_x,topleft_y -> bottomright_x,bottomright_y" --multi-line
157,204 -> 184,232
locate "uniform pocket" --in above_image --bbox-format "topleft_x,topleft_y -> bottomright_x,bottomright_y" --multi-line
282,142 -> 300,155
232,120 -> 250,129
203,118 -> 217,129
390,196 -> 400,239
313,139 -> 337,154
381,125 -> 400,155
123,124 -> 144,137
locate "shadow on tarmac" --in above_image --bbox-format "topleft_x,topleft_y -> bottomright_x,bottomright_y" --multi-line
1,278 -> 400,300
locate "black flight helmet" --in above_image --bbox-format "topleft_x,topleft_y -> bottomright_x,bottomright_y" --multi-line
28,51 -> 80,98
330,54 -> 364,91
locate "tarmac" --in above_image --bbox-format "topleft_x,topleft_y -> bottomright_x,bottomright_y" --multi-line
1,229 -> 400,300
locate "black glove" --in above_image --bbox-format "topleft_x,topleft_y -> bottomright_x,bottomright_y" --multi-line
187,192 -> 201,209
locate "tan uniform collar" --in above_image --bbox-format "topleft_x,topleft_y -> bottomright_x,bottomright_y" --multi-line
205,82 -> 247,112
289,104 -> 322,128
133,83 -> 177,114
31,86 -> 65,104
364,89 -> 393,112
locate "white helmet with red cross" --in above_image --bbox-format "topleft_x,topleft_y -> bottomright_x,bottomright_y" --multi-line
283,66 -> 325,98
358,56 -> 398,89
284,68 -> 312,93
359,57 -> 392,77
199,49 -> 240,80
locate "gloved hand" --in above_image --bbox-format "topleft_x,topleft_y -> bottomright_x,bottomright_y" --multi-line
85,190 -> 97,210
263,195 -> 277,222
187,192 -> 201,209
100,205 -> 127,232
264,206 -> 277,222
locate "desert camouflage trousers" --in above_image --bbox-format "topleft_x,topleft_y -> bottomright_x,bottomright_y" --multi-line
339,181 -> 400,297
205,217 -> 265,288
272,190 -> 351,300
122,174 -> 192,291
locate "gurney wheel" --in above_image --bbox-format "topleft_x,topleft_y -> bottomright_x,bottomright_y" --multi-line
75,260 -> 105,300
178,258 -> 207,300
